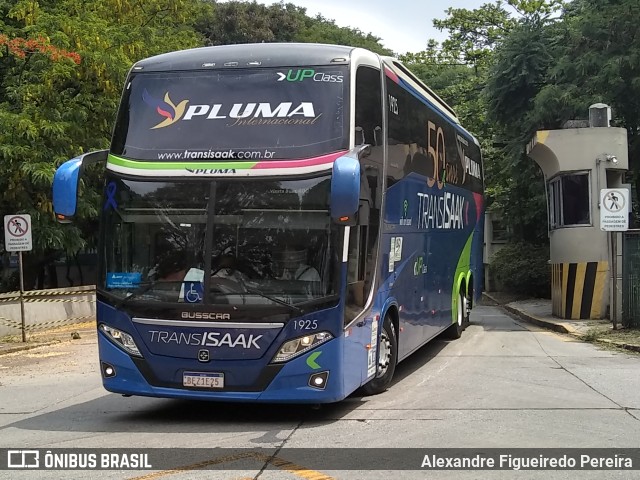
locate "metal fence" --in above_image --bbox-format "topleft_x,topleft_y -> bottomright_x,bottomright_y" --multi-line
622,231 -> 640,328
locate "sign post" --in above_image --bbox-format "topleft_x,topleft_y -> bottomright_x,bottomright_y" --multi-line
600,189 -> 630,330
4,214 -> 33,342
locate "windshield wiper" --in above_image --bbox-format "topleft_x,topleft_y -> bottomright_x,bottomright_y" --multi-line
212,286 -> 303,315
114,280 -> 185,308
245,285 -> 304,315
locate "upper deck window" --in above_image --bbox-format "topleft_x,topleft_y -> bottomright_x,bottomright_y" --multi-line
111,67 -> 348,161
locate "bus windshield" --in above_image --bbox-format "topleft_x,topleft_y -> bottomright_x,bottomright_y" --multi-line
111,67 -> 348,161
101,175 -> 339,309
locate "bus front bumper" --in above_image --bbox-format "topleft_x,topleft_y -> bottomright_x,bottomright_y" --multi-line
97,332 -> 347,403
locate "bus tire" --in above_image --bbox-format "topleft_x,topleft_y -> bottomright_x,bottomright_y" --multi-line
361,315 -> 397,396
445,290 -> 465,339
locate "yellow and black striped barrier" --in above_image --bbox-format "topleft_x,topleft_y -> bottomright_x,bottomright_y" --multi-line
0,287 -> 96,335
0,314 -> 95,332
551,261 -> 607,319
0,288 -> 96,304
23,297 -> 95,303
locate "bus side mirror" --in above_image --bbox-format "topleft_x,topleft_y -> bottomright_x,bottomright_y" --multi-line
53,149 -> 108,223
331,147 -> 368,224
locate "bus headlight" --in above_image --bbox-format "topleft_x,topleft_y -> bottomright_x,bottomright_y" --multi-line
272,332 -> 333,363
99,324 -> 143,357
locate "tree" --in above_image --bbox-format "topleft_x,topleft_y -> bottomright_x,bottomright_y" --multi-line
197,1 -> 393,55
296,13 -> 393,55
0,0 -> 209,288
540,0 -> 640,220
485,13 -> 561,241
198,1 -> 306,45
486,0 -> 640,234
413,0 -> 565,242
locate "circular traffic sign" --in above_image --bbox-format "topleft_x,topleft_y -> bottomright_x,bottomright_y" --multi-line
602,191 -> 626,213
6,216 -> 29,238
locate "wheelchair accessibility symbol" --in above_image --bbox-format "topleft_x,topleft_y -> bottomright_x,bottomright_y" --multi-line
183,282 -> 203,303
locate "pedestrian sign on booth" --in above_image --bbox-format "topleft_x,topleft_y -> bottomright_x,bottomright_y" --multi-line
4,214 -> 33,251
600,189 -> 630,231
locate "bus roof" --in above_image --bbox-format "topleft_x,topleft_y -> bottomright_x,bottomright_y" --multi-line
132,43 -> 354,72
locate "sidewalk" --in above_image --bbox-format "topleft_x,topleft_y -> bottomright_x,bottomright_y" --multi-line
483,293 -> 640,353
0,320 -> 96,356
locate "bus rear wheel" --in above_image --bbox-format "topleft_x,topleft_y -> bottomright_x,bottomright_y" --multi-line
445,290 -> 465,339
361,315 -> 397,396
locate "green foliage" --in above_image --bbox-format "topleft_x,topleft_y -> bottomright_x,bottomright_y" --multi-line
434,1 -> 516,69
198,1 -> 392,55
491,242 -> 551,297
296,14 -> 393,55
4,0 -> 636,290
0,0 -> 208,287
199,1 -> 305,45
403,1 -> 571,243
543,0 -> 640,219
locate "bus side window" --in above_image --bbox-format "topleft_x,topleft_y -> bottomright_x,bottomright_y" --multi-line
354,66 -> 382,147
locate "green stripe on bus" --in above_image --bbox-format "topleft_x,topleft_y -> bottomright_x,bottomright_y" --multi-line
451,232 -> 474,324
107,154 -> 258,171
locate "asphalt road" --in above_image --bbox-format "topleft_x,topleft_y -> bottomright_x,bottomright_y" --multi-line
1,304 -> 640,479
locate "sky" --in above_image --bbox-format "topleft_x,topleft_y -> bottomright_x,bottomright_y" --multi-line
257,0 -> 489,54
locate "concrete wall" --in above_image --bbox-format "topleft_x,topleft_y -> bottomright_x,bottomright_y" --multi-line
0,286 -> 96,338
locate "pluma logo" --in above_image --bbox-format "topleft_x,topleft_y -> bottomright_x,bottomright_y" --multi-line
142,89 -> 188,129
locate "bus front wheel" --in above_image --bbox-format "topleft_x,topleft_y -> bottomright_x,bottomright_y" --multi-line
361,315 -> 397,396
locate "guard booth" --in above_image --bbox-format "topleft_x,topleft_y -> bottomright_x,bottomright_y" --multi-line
527,104 -> 629,320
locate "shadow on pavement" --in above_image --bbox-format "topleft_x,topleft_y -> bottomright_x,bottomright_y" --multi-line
1,331 -> 455,436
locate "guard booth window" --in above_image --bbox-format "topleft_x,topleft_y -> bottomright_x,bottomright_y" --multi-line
549,172 -> 591,228
346,66 -> 382,324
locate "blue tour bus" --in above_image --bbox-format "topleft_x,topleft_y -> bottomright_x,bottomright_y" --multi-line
52,43 -> 484,403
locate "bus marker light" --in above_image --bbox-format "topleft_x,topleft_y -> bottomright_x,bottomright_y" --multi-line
308,371 -> 329,389
365,344 -> 371,350
101,362 -> 116,378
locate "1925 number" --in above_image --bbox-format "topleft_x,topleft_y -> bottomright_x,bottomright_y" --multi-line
294,319 -> 318,330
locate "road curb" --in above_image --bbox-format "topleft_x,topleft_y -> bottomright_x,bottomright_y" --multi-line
597,338 -> 640,353
483,292 -> 640,353
0,340 -> 62,356
501,303 -> 577,335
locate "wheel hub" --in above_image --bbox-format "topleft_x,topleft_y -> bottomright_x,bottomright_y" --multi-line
377,331 -> 392,377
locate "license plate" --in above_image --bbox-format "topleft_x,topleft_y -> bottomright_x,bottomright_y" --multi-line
183,372 -> 224,389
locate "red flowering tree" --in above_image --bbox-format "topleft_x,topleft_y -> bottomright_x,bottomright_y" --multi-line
0,35 -> 81,63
